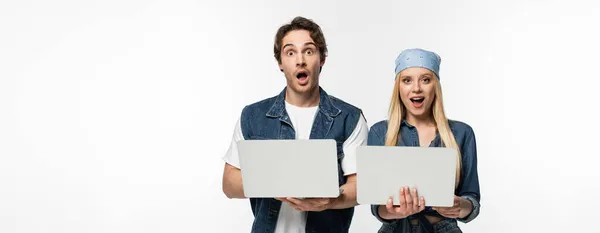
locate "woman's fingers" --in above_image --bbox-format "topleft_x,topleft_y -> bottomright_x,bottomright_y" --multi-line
399,187 -> 407,210
419,196 -> 426,212
386,197 -> 396,213
411,188 -> 419,211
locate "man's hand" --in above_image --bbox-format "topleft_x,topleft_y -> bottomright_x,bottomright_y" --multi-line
432,195 -> 472,219
275,197 -> 336,212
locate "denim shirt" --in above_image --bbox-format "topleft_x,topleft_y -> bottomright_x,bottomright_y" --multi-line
367,119 -> 481,232
240,87 -> 363,233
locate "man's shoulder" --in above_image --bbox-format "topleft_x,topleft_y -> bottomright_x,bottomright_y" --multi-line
327,94 -> 361,115
241,95 -> 278,115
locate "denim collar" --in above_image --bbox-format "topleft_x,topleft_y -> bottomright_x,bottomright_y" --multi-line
400,119 -> 414,128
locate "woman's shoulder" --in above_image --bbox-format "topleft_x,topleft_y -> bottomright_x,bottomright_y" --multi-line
370,120 -> 388,131
448,119 -> 475,138
448,119 -> 472,130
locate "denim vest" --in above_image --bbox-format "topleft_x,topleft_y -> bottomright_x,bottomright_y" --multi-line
240,87 -> 363,233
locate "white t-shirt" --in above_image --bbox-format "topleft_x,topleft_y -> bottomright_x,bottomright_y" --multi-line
223,101 -> 368,233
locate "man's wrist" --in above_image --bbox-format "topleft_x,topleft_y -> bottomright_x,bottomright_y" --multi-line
328,194 -> 342,209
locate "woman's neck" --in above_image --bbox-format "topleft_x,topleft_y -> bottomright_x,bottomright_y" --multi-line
405,113 -> 436,128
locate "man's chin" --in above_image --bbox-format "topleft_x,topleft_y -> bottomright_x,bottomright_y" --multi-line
289,83 -> 317,93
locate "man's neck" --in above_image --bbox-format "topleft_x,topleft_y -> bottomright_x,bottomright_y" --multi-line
285,87 -> 320,107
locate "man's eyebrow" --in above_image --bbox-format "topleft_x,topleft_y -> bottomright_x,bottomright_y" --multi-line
282,43 -> 295,50
282,42 -> 316,50
304,42 -> 317,47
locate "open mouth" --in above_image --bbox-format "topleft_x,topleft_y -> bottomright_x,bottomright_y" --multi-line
410,97 -> 425,104
296,71 -> 308,79
296,70 -> 309,85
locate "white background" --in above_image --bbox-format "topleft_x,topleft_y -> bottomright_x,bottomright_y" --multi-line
1,0 -> 599,232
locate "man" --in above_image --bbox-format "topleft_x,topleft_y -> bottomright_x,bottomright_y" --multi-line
221,16 -> 368,233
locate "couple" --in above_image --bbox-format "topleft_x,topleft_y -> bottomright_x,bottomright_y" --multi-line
221,16 -> 480,233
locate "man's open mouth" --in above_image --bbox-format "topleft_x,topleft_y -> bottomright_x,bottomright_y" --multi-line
296,71 -> 308,79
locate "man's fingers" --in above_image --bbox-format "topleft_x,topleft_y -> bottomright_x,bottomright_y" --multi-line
280,199 -> 303,211
285,198 -> 333,212
276,197 -> 292,205
288,202 -> 303,211
286,197 -> 304,207
304,198 -> 324,205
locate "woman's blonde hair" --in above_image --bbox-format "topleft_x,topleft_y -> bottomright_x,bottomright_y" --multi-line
385,72 -> 462,188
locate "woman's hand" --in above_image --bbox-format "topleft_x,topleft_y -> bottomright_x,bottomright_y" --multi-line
378,186 -> 425,220
432,195 -> 472,219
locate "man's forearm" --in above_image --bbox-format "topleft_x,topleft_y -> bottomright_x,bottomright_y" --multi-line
329,176 -> 357,209
223,180 -> 246,199
222,164 -> 246,199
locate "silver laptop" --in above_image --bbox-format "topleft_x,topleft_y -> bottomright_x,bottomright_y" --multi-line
356,146 -> 457,207
237,139 -> 340,198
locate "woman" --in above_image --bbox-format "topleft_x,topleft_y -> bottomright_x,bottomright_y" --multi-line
368,48 -> 481,233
